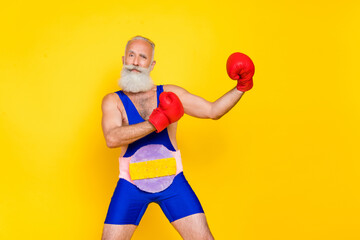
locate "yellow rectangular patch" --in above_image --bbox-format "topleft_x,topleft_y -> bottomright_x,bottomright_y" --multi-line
129,158 -> 176,180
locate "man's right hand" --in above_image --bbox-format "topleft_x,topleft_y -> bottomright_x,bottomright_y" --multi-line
149,92 -> 184,133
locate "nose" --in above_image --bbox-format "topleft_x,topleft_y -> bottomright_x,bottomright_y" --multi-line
132,56 -> 139,66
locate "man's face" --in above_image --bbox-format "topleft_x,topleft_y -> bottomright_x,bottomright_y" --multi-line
123,39 -> 155,71
119,39 -> 156,93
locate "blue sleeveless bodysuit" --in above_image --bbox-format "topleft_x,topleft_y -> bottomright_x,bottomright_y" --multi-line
115,85 -> 176,157
104,85 -> 204,225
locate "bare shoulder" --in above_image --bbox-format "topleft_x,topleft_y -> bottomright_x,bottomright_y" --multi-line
101,92 -> 125,129
102,92 -> 121,108
101,92 -> 126,118
163,84 -> 189,96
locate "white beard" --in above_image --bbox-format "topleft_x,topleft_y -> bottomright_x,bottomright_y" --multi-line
118,64 -> 154,93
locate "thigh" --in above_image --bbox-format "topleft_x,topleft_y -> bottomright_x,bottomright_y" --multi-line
105,178 -> 149,225
101,224 -> 137,240
158,172 -> 204,222
171,213 -> 214,240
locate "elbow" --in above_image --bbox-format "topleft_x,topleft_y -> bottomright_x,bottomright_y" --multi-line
208,105 -> 223,120
105,136 -> 120,148
211,115 -> 222,120
106,141 -> 116,148
106,140 -> 116,148
210,112 -> 223,120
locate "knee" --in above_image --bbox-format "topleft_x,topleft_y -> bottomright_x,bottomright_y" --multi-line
186,232 -> 214,240
202,234 -> 214,240
199,225 -> 214,240
101,226 -> 112,240
195,235 -> 214,240
101,224 -> 136,240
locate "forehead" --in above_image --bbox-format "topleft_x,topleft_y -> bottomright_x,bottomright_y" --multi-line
126,39 -> 153,56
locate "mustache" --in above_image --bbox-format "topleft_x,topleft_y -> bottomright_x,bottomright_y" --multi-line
123,65 -> 149,73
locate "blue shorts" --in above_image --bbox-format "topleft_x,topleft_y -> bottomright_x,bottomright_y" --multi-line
104,172 -> 204,225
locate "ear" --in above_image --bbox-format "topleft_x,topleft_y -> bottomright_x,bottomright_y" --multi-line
122,56 -> 124,65
150,60 -> 156,71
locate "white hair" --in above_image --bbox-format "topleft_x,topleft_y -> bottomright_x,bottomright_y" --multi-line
125,35 -> 155,62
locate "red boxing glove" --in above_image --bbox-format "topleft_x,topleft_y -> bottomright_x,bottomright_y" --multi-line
226,52 -> 255,92
149,92 -> 184,133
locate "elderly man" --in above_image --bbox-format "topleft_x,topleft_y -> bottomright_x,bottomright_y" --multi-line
101,36 -> 254,240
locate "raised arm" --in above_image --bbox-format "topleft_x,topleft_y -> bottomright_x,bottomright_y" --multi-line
164,85 -> 244,119
101,93 -> 155,148
164,52 -> 255,120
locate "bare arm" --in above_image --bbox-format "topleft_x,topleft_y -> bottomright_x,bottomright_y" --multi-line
164,85 -> 244,119
101,93 -> 155,148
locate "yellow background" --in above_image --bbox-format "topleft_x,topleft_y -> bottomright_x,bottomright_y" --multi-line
1,0 -> 359,239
